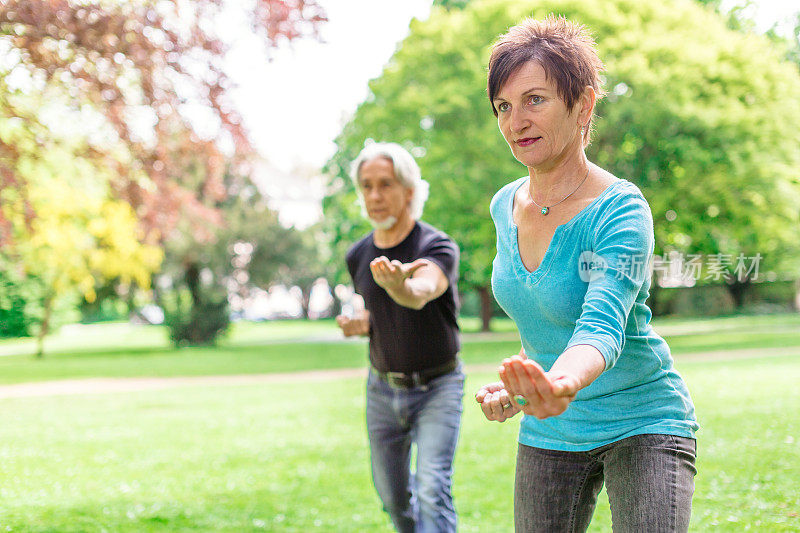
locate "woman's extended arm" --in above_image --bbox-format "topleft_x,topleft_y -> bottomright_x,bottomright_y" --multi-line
499,345 -> 605,419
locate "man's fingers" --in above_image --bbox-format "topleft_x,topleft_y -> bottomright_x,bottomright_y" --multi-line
370,256 -> 389,272
404,259 -> 428,277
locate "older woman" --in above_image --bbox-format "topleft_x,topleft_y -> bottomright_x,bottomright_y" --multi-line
475,16 -> 699,533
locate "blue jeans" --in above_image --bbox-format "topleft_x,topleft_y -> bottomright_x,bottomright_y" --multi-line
366,364 -> 465,533
514,433 -> 697,532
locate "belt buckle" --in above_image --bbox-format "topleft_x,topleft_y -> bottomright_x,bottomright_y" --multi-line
386,371 -> 411,389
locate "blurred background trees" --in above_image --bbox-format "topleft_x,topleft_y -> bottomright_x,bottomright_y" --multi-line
0,0 -> 327,351
1,0 -> 798,346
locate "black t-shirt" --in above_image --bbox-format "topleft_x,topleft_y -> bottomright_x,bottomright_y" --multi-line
346,221 -> 460,374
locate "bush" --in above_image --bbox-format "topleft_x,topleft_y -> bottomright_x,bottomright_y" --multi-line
164,295 -> 230,347
0,262 -> 46,338
0,275 -> 32,337
650,280 -> 799,317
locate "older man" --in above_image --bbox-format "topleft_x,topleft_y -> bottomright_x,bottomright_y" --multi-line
336,142 -> 463,533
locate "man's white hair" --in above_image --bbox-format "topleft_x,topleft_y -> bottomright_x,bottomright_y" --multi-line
350,142 -> 429,221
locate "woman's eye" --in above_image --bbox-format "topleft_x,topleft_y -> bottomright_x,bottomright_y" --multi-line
498,102 -> 510,112
527,95 -> 543,105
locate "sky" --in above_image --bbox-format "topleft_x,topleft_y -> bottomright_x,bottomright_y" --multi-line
223,0 -> 798,226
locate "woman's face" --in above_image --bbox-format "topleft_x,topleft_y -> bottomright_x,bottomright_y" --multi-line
493,61 -> 585,171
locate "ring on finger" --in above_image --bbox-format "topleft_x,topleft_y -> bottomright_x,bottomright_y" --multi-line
501,402 -> 512,409
514,395 -> 528,406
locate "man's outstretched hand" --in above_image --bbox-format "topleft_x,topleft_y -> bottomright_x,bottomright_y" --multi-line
369,256 -> 427,292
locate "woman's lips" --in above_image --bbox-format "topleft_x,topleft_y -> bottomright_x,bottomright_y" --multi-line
516,137 -> 540,147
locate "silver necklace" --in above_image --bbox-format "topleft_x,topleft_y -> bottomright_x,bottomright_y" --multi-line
528,167 -> 590,216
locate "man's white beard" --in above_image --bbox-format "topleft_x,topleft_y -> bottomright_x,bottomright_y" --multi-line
369,216 -> 397,230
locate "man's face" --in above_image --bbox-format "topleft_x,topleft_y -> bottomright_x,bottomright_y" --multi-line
358,157 -> 413,230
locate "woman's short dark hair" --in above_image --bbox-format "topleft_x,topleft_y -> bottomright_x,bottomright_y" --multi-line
487,15 -> 605,143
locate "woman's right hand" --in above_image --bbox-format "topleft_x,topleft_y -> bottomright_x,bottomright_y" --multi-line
475,381 -> 521,422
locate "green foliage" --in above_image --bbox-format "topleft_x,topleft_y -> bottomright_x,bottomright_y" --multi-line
164,297 -> 230,347
0,89 -> 163,352
585,0 -> 800,276
0,254 -> 83,339
432,0 -> 472,10
159,171 -> 323,334
205,177 -> 326,292
323,0 -> 800,295
0,259 -> 39,337
78,283 -> 132,324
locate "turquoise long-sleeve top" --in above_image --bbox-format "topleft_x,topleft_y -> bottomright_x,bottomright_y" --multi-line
491,176 -> 699,451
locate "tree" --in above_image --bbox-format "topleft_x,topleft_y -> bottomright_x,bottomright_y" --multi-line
323,0 -> 800,328
0,0 -> 326,245
0,1 -> 327,346
157,170 -> 323,345
432,0 -> 472,10
0,116 -> 162,355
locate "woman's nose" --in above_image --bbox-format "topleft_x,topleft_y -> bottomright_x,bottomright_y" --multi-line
510,108 -> 528,134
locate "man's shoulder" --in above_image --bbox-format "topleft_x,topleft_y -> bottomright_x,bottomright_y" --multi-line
416,220 -> 456,247
346,232 -> 376,263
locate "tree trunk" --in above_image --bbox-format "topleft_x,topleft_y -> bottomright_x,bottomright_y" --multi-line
330,290 -> 343,318
185,262 -> 202,307
795,279 -> 800,312
36,292 -> 54,358
648,281 -> 662,316
477,285 -> 493,332
726,278 -> 751,309
300,285 -> 311,318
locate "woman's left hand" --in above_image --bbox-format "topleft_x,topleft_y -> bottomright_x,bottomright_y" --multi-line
475,381 -> 522,422
499,355 -> 581,419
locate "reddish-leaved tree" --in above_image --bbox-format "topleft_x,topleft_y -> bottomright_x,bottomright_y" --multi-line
0,0 -> 326,245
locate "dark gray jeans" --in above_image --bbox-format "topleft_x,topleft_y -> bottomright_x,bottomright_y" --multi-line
514,433 -> 697,533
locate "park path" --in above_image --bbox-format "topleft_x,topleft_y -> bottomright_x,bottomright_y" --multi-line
0,345 -> 796,400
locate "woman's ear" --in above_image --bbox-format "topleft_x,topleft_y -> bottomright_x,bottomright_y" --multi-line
578,85 -> 597,127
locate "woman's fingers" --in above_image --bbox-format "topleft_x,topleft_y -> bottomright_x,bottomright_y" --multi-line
499,358 -> 580,419
508,358 -> 542,400
499,365 -> 513,394
475,381 -> 504,403
491,357 -> 580,421
523,360 -> 554,400
476,386 -> 518,422
481,391 -> 504,420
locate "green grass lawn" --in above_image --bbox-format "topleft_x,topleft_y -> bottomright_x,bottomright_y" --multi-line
1,313 -> 800,385
0,354 -> 798,531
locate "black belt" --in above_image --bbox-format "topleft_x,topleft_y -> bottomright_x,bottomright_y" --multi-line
372,359 -> 458,390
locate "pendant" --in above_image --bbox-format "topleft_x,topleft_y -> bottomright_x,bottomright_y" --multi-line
541,207 -> 549,215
